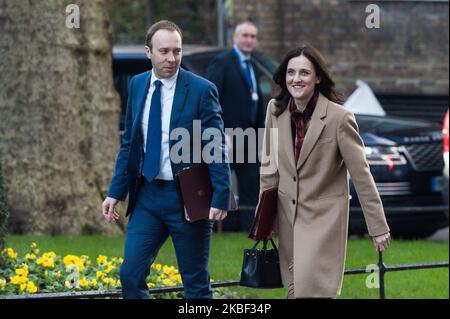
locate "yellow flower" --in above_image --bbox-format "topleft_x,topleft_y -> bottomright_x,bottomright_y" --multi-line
162,278 -> 176,286
54,271 -> 61,278
173,274 -> 182,284
157,273 -> 166,280
0,278 -> 6,290
42,252 -> 56,259
37,256 -> 55,268
79,277 -> 89,288
147,282 -> 155,288
19,283 -> 27,292
63,254 -> 76,265
163,265 -> 171,274
102,277 -> 116,286
90,279 -> 97,287
25,253 -> 36,260
63,255 -> 84,271
15,267 -> 29,277
31,242 -> 37,248
6,248 -> 18,259
96,271 -> 106,279
155,264 -> 162,271
26,281 -> 38,294
96,255 -> 108,265
10,276 -> 21,285
104,264 -> 116,274
10,275 -> 28,285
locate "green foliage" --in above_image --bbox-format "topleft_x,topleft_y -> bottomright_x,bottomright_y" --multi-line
6,233 -> 449,299
0,242 -> 238,298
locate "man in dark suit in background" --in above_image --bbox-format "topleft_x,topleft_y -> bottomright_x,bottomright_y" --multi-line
102,20 -> 231,299
206,21 -> 265,231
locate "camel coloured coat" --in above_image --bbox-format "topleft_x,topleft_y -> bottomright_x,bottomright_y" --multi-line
259,94 -> 390,298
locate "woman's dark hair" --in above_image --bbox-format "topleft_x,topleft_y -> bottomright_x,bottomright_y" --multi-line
272,44 -> 344,116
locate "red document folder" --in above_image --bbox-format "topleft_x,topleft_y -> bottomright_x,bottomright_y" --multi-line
175,165 -> 238,223
248,187 -> 278,240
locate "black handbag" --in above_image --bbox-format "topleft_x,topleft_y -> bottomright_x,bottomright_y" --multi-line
239,238 -> 283,288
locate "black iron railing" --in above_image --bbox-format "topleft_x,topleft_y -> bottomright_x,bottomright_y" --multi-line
2,252 -> 448,299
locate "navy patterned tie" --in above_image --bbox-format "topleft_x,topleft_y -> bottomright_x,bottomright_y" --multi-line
244,59 -> 258,125
143,80 -> 162,182
244,59 -> 254,90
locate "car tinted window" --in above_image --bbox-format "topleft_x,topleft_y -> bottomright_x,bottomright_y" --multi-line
182,51 -> 222,76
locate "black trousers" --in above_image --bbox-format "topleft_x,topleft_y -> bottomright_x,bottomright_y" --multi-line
231,161 -> 260,232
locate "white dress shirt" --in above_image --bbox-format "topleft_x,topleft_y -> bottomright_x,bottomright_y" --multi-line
141,69 -> 179,181
233,45 -> 258,95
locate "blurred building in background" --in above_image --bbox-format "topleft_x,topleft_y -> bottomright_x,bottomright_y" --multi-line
107,0 -> 448,123
232,0 -> 449,123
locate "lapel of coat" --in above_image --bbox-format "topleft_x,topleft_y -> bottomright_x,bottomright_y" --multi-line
169,68 -> 189,144
296,93 -> 328,170
277,106 -> 297,171
230,50 -> 252,91
132,71 -> 151,138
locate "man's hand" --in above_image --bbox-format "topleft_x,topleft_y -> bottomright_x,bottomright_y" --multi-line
209,207 -> 227,221
372,232 -> 391,252
102,197 -> 120,223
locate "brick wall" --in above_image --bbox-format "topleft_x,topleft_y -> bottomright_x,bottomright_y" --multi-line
232,0 -> 449,96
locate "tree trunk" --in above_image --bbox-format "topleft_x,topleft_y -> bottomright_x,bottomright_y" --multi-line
0,160 -> 8,250
0,0 -> 123,235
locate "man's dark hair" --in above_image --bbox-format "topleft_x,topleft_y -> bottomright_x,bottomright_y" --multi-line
145,20 -> 183,50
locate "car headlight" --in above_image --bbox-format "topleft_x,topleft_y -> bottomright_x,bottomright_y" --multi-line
364,146 -> 407,166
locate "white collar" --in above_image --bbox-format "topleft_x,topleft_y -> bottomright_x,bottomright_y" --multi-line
151,69 -> 179,89
233,45 -> 251,62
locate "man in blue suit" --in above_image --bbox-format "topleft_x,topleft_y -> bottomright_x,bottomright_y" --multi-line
206,21 -> 265,231
102,20 -> 232,299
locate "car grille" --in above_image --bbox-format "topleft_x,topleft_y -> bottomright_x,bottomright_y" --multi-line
403,143 -> 444,172
376,182 -> 412,196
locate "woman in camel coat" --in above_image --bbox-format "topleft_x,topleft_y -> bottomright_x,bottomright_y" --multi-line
259,45 -> 391,299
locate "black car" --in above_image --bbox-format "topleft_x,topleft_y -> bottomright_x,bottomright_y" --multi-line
112,45 -> 447,238
349,115 -> 446,238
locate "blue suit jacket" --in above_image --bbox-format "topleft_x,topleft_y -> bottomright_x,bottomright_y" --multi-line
206,50 -> 265,130
108,68 -> 232,216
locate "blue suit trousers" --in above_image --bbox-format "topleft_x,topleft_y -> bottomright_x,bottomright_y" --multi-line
120,179 -> 214,299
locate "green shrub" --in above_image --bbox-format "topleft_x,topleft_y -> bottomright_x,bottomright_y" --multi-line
0,243 -> 241,298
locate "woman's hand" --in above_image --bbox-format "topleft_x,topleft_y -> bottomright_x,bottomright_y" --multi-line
372,232 -> 391,252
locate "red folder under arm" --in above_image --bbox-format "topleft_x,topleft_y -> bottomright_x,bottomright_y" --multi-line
248,187 -> 278,240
